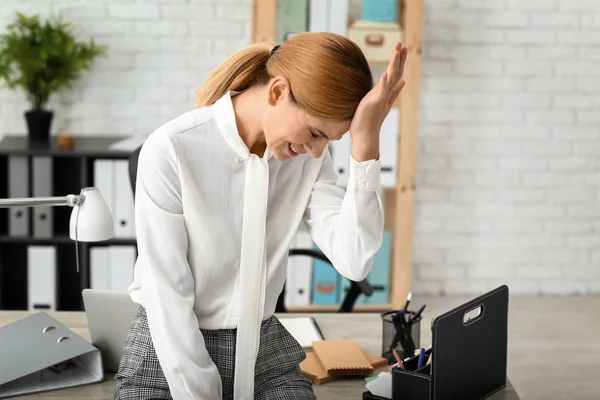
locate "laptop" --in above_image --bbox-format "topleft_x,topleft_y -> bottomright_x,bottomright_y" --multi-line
82,289 -> 140,373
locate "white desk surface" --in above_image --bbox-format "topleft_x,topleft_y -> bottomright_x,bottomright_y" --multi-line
0,311 -> 519,399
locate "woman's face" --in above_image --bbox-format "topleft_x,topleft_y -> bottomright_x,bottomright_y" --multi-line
262,78 -> 351,161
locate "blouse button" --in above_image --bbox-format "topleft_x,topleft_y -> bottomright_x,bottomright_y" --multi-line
358,181 -> 366,189
232,310 -> 238,316
358,168 -> 365,174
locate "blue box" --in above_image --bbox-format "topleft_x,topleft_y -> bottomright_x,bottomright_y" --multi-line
362,0 -> 398,23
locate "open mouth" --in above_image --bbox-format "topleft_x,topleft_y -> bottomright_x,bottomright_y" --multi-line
288,143 -> 299,156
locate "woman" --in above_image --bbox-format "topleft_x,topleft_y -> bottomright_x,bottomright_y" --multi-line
115,32 -> 407,400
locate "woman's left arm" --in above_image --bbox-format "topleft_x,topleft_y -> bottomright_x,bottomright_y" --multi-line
302,42 -> 408,282
302,150 -> 384,282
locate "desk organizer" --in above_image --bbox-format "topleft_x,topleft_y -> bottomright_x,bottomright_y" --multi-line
0,312 -> 104,398
364,285 -> 509,400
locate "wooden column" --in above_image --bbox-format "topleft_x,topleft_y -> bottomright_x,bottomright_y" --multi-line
390,0 -> 423,309
252,0 -> 277,44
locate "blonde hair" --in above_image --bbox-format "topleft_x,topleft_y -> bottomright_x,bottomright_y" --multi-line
195,32 -> 373,121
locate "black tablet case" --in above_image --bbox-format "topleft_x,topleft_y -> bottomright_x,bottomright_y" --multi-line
364,285 -> 509,400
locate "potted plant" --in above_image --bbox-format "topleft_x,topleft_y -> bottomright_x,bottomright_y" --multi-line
0,12 -> 107,144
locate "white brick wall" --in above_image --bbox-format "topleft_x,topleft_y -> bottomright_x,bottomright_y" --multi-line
410,0 -> 600,295
2,0 -> 599,296
0,0 -> 251,137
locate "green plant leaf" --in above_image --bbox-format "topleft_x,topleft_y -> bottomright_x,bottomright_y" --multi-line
0,11 -> 108,111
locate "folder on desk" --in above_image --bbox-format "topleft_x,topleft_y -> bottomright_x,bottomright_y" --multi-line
0,312 -> 103,398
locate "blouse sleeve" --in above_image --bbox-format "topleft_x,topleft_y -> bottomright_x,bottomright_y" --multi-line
302,149 -> 384,282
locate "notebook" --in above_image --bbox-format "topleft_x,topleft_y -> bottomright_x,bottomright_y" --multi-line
312,339 -> 374,376
279,317 -> 324,348
299,352 -> 334,385
300,348 -> 388,385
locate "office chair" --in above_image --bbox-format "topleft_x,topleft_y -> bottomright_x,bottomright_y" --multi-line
127,145 -> 373,312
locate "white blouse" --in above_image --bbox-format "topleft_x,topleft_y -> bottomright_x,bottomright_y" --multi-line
128,91 -> 384,400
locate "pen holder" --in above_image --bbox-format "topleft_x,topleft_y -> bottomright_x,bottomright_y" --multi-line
364,286 -> 509,400
381,310 -> 421,363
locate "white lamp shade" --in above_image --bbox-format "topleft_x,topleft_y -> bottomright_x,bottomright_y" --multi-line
69,187 -> 114,242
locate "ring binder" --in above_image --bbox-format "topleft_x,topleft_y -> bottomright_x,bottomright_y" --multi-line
0,312 -> 104,398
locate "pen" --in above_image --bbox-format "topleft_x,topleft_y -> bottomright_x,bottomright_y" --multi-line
417,348 -> 425,369
402,292 -> 412,314
388,348 -> 406,371
409,304 -> 426,323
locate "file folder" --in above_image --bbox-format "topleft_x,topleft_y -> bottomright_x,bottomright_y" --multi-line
8,156 -> 29,236
330,134 -> 352,187
285,230 -> 314,306
32,157 -> 53,238
380,109 -> 399,187
329,0 -> 349,36
27,246 -> 56,311
90,247 -> 110,291
309,0 -> 329,32
113,160 -> 135,238
109,246 -> 136,293
93,159 -> 114,231
0,312 -> 103,398
311,244 -> 340,305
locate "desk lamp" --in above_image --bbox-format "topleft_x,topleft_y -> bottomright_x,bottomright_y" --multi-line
0,187 -> 114,270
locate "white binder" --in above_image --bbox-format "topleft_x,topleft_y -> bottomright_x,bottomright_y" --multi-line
93,159 -> 114,226
113,160 -> 135,238
109,246 -> 136,293
27,246 -> 56,311
285,230 -> 314,306
380,108 -> 399,187
0,313 -> 103,398
90,247 -> 110,291
8,156 -> 29,236
309,0 -> 329,32
32,157 -> 53,238
329,0 -> 349,36
330,133 -> 352,187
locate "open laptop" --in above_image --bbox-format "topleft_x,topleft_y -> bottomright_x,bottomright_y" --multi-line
82,289 -> 140,373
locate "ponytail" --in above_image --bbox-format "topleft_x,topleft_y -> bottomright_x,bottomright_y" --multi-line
195,32 -> 373,121
195,43 -> 272,107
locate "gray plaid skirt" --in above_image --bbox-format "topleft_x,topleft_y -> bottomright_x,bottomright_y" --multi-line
114,306 -> 316,400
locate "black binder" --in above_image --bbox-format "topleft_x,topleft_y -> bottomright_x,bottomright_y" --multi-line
364,285 -> 509,400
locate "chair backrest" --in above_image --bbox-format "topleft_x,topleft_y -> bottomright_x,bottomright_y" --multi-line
128,145 -> 143,199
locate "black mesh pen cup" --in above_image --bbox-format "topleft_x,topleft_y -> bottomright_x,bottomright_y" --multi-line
381,310 -> 421,363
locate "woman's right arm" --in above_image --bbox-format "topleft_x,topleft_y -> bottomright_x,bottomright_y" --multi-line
134,131 -> 222,400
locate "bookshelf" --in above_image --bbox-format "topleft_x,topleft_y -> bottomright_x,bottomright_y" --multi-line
252,0 -> 423,312
0,136 -> 135,311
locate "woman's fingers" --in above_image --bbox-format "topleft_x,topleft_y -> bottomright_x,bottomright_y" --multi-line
398,46 -> 408,78
388,79 -> 405,108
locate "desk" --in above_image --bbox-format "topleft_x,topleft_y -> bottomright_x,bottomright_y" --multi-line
0,311 -> 519,399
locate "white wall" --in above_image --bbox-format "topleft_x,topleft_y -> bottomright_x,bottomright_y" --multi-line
409,0 -> 600,295
2,0 -> 600,295
0,0 -> 251,138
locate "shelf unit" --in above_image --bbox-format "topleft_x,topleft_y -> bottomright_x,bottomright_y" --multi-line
0,135 -> 134,311
252,0 -> 423,312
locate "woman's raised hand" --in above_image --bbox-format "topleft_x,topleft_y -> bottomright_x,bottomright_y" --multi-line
349,42 -> 408,162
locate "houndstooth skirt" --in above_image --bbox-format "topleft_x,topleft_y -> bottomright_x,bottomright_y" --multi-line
114,306 -> 316,400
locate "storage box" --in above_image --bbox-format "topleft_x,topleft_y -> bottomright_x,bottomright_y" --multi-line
349,20 -> 401,64
364,285 -> 509,400
362,0 -> 398,23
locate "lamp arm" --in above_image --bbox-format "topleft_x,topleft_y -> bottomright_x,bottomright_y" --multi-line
0,194 -> 85,208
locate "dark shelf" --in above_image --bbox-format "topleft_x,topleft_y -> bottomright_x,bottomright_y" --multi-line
0,235 -> 137,245
0,135 -> 132,158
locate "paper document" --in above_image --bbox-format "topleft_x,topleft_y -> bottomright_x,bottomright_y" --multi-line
279,317 -> 324,348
